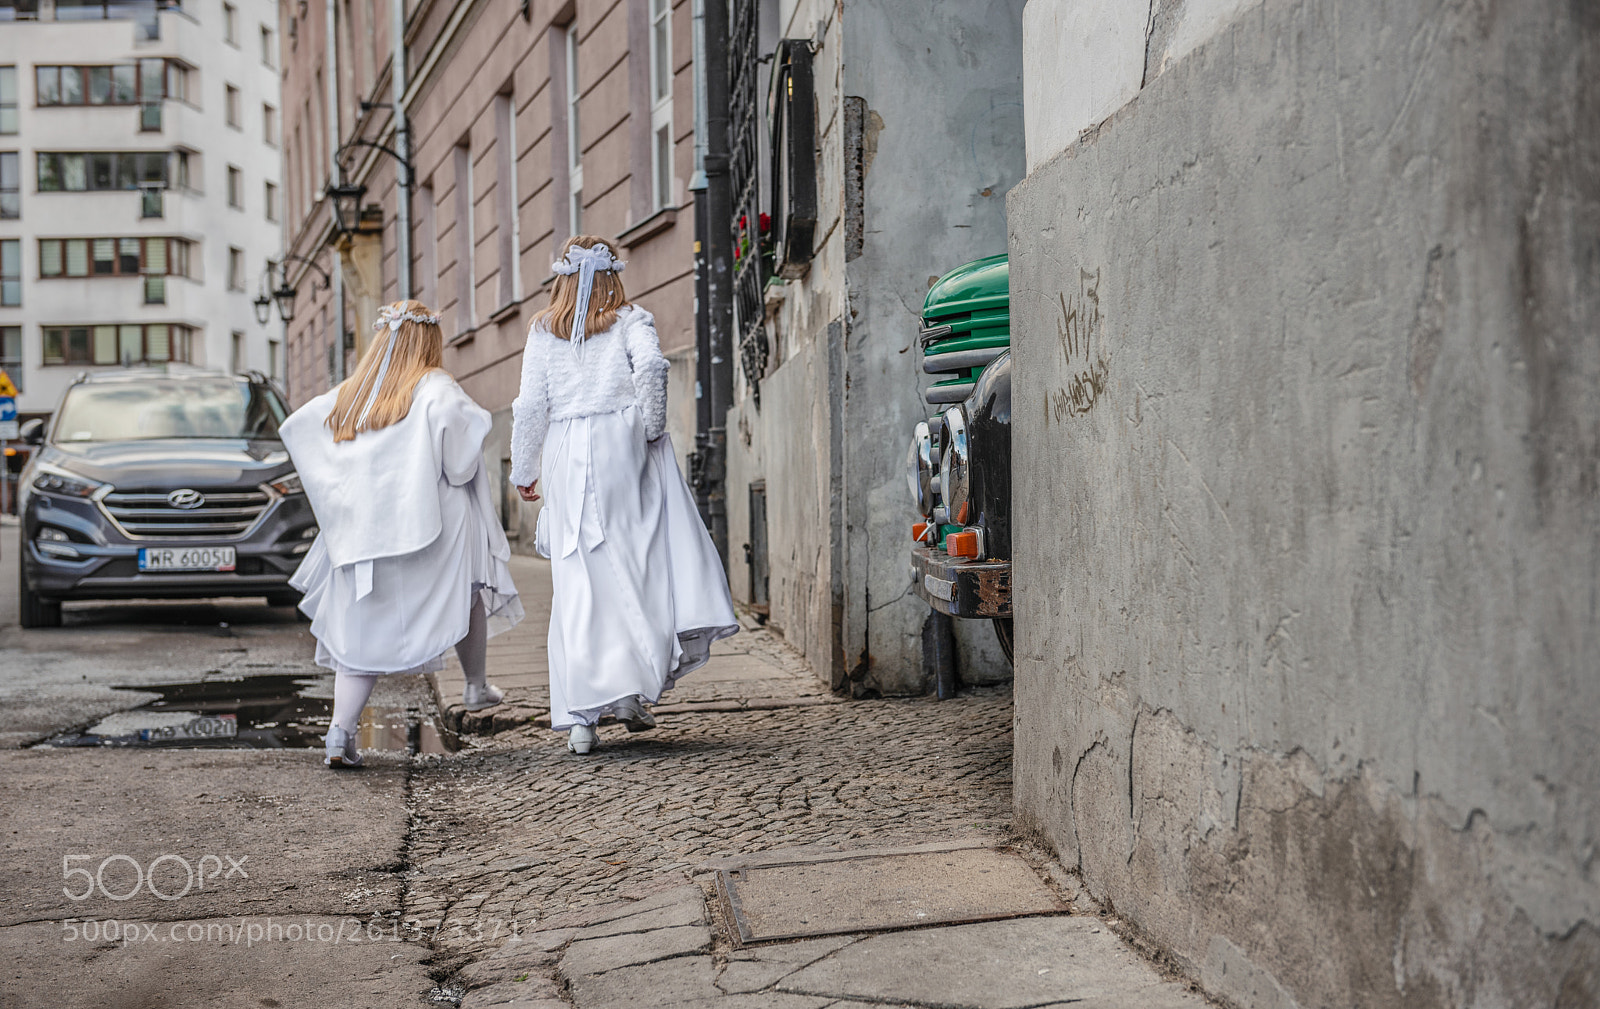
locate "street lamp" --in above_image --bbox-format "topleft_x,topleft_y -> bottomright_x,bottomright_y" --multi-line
252,289 -> 273,325
327,179 -> 369,236
272,279 -> 297,321
255,256 -> 332,326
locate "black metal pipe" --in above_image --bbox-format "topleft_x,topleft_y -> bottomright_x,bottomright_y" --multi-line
692,191 -> 713,521
702,0 -> 733,566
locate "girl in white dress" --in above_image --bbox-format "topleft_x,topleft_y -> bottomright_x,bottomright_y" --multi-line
282,301 -> 523,767
510,236 -> 737,755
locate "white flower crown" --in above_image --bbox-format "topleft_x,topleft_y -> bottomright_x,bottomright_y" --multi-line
372,306 -> 442,332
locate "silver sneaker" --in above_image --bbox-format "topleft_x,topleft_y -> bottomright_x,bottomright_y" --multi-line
567,724 -> 598,755
613,696 -> 657,732
462,682 -> 505,711
324,726 -> 363,768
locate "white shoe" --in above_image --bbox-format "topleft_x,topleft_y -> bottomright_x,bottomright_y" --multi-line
613,696 -> 657,732
462,682 -> 505,711
323,726 -> 363,768
567,724 -> 598,755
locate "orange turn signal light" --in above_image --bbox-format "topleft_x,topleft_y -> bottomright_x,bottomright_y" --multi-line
947,530 -> 979,559
912,522 -> 930,542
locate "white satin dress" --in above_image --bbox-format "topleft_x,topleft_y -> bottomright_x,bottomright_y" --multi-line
511,306 -> 738,730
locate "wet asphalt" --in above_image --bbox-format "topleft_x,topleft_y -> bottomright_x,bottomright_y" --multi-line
0,519 -> 445,1006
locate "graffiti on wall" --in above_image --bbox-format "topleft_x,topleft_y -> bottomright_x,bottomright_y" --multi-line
1050,268 -> 1109,422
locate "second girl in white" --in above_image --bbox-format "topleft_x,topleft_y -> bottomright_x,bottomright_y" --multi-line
510,236 -> 737,754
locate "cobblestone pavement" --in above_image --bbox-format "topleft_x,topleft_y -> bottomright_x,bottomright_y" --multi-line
406,684 -> 1016,961
407,553 -> 1213,1008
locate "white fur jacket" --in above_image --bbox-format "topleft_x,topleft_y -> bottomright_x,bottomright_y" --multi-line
508,305 -> 670,487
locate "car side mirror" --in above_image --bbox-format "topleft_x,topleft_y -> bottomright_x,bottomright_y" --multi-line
19,418 -> 44,445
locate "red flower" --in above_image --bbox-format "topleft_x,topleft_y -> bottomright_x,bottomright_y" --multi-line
759,213 -> 771,232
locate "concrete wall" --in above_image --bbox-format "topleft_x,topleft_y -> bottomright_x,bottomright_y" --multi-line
728,0 -> 1025,693
1008,0 -> 1600,1005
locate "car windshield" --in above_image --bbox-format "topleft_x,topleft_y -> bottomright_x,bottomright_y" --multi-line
52,379 -> 288,443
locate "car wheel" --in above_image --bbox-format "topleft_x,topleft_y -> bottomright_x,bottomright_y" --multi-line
18,562 -> 63,629
992,617 -> 1014,666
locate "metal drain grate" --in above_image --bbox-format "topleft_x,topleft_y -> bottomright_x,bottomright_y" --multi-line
715,843 -> 1066,945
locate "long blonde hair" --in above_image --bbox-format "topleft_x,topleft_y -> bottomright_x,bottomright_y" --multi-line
325,299 -> 445,442
534,235 -> 631,340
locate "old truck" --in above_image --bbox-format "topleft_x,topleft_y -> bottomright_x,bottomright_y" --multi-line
905,253 -> 1013,666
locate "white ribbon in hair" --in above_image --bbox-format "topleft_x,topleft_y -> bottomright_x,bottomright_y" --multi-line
550,244 -> 625,347
341,305 -> 441,431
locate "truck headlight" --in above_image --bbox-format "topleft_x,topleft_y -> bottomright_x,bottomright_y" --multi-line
907,421 -> 937,517
939,406 -> 970,525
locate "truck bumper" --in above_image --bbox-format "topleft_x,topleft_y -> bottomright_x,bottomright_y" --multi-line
911,543 -> 1011,618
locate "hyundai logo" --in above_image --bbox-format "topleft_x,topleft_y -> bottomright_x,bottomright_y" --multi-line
167,489 -> 206,510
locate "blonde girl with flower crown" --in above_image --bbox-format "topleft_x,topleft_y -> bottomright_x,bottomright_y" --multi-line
281,300 -> 523,767
510,236 -> 737,755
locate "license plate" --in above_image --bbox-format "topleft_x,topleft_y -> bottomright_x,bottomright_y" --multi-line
139,714 -> 238,741
138,546 -> 237,572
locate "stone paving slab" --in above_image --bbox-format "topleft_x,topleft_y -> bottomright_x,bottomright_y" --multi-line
719,846 -> 1065,943
777,917 -> 1211,1008
561,922 -> 714,977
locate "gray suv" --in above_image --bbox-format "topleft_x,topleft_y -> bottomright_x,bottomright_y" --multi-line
16,369 -> 317,627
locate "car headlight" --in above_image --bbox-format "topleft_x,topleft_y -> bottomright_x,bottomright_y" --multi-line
907,421 -> 937,518
266,471 -> 304,496
939,406 -> 970,525
31,462 -> 106,499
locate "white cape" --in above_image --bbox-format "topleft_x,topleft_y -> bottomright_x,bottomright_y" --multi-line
282,372 -> 523,675
540,407 -> 737,728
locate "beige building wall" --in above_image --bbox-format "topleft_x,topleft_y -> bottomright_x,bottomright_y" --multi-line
279,0 -> 698,548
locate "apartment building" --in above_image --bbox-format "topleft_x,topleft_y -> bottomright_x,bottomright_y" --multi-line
0,0 -> 284,418
278,0 -> 696,543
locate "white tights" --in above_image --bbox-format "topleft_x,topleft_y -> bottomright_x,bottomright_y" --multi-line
329,598 -> 489,733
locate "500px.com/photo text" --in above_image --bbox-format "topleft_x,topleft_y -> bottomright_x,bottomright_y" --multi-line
62,853 -> 250,902
61,917 -> 537,948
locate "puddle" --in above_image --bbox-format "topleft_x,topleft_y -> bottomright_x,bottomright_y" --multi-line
44,673 -> 457,754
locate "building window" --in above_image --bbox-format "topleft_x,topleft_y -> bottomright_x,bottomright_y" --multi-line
173,150 -> 192,191
227,246 -> 243,290
222,2 -> 237,45
35,63 -> 173,107
43,324 -> 194,366
230,330 -> 244,372
417,180 -> 436,308
225,84 -> 240,128
166,62 -> 191,104
0,67 -> 17,135
0,327 -> 20,392
453,143 -> 474,326
494,92 -> 519,306
262,103 -> 277,146
0,152 -> 17,219
649,0 -> 672,210
0,239 -> 19,306
261,25 -> 275,67
263,180 -> 278,221
171,237 -> 193,278
565,24 -> 582,234
226,165 -> 242,208
268,338 -> 279,379
37,151 -> 168,191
